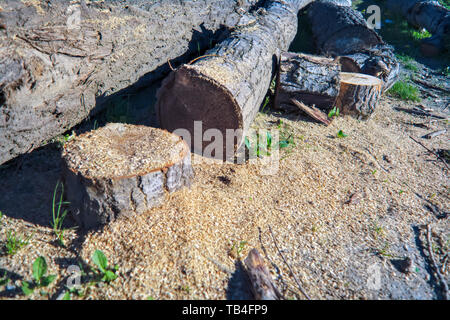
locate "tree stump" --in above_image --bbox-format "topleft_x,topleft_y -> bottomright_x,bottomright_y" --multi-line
275,52 -> 341,112
336,72 -> 382,119
62,123 -> 193,230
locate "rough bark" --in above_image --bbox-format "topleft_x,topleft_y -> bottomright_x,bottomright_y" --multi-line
0,0 -> 260,165
275,52 -> 341,112
307,0 -> 400,91
62,123 -> 193,230
156,0 -> 315,160
336,72 -> 382,119
244,249 -> 283,300
386,0 -> 450,55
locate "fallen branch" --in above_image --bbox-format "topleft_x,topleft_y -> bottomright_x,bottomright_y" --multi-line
422,129 -> 447,140
290,99 -> 331,126
409,135 -> 449,170
412,77 -> 450,94
425,224 -> 449,300
268,225 -> 311,300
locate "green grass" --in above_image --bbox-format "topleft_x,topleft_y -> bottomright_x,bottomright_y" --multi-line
51,181 -> 70,247
5,230 -> 32,256
439,0 -> 450,10
388,80 -> 421,102
396,54 -> 419,72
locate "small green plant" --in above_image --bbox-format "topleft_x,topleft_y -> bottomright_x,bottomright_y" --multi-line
230,240 -> 247,258
5,230 -> 31,255
21,256 -> 56,296
388,81 -> 420,101
51,181 -> 70,247
411,29 -> 432,41
337,130 -> 348,138
328,106 -> 340,118
91,250 -> 119,283
396,54 -> 419,72
0,271 -> 10,287
181,285 -> 191,294
260,96 -> 271,114
244,132 -> 273,157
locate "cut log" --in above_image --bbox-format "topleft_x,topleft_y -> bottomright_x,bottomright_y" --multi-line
336,72 -> 382,119
386,0 -> 450,55
0,0 -> 260,165
156,0 -> 315,160
244,248 -> 283,300
61,123 -> 193,230
275,52 -> 341,112
307,1 -> 400,91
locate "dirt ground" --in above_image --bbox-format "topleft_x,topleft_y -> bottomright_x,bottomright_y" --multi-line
1,75 -> 448,299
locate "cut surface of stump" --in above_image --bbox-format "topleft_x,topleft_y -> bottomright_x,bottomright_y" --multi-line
62,123 -> 193,229
336,72 -> 382,119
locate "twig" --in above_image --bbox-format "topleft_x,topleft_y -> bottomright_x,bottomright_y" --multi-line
268,225 -> 311,300
422,129 -> 447,140
412,77 -> 450,94
425,224 -> 449,300
409,135 -> 449,170
188,54 -> 220,65
167,59 -> 174,71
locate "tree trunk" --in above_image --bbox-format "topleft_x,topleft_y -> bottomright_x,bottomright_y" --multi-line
307,0 -> 400,91
386,0 -> 450,55
275,52 -> 341,112
244,248 -> 283,300
62,123 -> 193,230
0,0 -> 259,165
156,0 -> 315,160
336,72 -> 382,119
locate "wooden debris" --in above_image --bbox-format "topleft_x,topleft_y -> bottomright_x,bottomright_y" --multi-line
290,99 -> 331,126
336,72 -> 383,119
244,248 -> 283,300
422,129 -> 447,139
275,52 -> 341,112
62,123 -> 194,229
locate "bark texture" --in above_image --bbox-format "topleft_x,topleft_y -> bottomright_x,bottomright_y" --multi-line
275,52 -> 341,112
156,0 -> 315,159
307,0 -> 400,91
336,72 -> 382,119
386,0 -> 450,55
0,0 -> 259,165
244,249 -> 283,300
62,123 -> 193,230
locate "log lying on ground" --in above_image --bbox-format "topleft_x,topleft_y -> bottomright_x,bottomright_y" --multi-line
156,0 -> 315,160
275,52 -> 341,112
0,0 -> 259,165
244,249 -> 283,300
335,72 -> 382,119
62,123 -> 193,230
386,0 -> 450,56
307,0 -> 399,91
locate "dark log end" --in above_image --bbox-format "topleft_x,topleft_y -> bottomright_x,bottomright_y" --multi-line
156,66 -> 243,158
